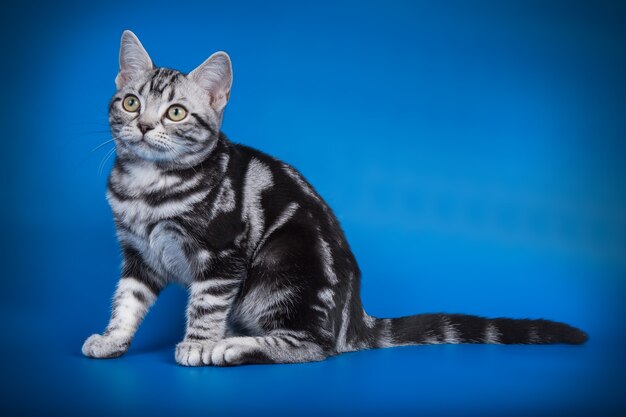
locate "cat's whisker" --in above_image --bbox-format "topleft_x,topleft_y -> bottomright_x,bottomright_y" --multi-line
90,138 -> 116,153
64,133 -> 114,148
98,147 -> 117,177
78,131 -> 114,137
72,119 -> 111,125
78,137 -> 121,165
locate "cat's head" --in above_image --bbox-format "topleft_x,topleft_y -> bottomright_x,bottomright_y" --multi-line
109,30 -> 232,167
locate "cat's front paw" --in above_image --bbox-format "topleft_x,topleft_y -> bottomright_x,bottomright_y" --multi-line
82,334 -> 129,359
175,341 -> 214,366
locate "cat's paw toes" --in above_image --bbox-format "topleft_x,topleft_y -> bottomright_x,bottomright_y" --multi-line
82,334 -> 129,359
210,338 -> 258,366
175,341 -> 212,366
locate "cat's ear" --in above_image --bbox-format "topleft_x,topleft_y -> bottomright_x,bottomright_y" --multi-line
188,52 -> 233,112
115,30 -> 153,89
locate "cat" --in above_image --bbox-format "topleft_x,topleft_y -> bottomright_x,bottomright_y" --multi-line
82,30 -> 588,366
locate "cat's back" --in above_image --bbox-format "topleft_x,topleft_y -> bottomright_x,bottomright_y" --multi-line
228,142 -> 328,211
228,141 -> 352,257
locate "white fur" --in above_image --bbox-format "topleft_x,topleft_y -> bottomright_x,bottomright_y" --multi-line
82,334 -> 129,358
363,312 -> 376,329
443,318 -> 461,344
484,323 -> 502,344
189,278 -> 240,296
208,336 -> 325,366
111,162 -> 203,197
176,341 -> 213,367
252,202 -> 299,262
230,282 -> 297,333
317,287 -> 335,308
82,278 -> 156,358
210,177 -> 236,218
209,336 -> 259,366
318,236 -> 339,285
241,158 -> 274,254
377,318 -> 395,348
108,187 -> 211,232
336,284 -> 353,352
108,278 -> 156,338
190,292 -> 234,309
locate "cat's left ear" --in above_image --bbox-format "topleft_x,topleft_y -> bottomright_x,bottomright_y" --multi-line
188,52 -> 233,112
115,30 -> 153,89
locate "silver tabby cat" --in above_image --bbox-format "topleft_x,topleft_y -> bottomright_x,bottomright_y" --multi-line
82,31 -> 587,366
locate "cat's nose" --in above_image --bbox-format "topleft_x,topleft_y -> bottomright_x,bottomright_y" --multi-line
138,123 -> 154,135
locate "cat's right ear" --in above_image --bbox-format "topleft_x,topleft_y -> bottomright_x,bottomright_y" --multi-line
115,30 -> 153,89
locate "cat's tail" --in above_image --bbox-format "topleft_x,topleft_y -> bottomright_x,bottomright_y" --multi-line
348,313 -> 588,351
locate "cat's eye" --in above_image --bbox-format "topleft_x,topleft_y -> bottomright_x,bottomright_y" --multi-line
166,105 -> 187,122
122,95 -> 140,112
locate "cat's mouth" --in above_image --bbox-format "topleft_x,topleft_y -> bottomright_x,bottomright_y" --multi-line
141,138 -> 168,152
125,139 -> 174,162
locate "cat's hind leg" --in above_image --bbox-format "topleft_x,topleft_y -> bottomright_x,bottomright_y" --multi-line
208,331 -> 328,366
205,225 -> 338,366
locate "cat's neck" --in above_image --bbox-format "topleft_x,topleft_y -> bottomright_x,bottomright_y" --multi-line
109,134 -> 231,196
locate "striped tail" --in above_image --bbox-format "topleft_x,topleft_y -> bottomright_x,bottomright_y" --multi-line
360,313 -> 588,349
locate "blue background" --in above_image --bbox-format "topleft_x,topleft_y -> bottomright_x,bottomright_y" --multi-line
1,0 -> 625,415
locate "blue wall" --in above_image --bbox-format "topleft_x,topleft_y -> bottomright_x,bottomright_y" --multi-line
1,0 -> 624,415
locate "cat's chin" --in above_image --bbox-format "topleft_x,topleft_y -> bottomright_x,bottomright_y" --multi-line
124,141 -> 174,163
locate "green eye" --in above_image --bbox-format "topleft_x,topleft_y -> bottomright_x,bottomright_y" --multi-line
122,95 -> 140,112
167,105 -> 187,122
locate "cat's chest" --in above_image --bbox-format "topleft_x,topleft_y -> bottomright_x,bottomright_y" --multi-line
116,220 -> 203,284
107,164 -> 211,282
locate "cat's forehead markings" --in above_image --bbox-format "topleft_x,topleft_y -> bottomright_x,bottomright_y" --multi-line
167,84 -> 176,102
148,68 -> 181,96
138,81 -> 149,96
